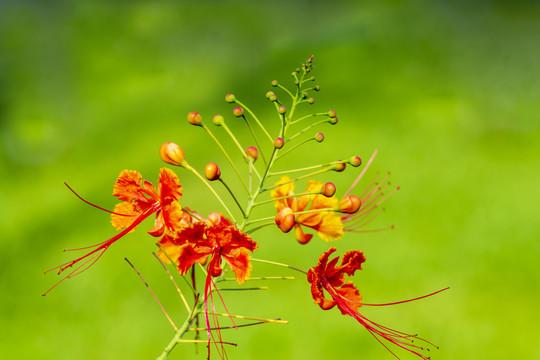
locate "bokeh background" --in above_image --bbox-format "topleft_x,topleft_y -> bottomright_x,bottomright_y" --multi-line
1,0 -> 539,359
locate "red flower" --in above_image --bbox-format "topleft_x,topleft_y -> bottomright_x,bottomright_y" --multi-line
44,168 -> 183,295
174,214 -> 257,284
308,247 -> 447,360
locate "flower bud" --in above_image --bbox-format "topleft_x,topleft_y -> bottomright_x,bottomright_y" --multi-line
308,97 -> 315,104
295,79 -> 300,85
245,146 -> 258,162
278,106 -> 287,114
328,110 -> 337,118
160,142 -> 185,166
274,137 -> 284,149
321,182 -> 336,197
275,207 -> 295,233
310,76 -> 315,81
225,94 -> 236,103
212,114 -> 224,126
349,156 -> 362,167
207,212 -> 222,226
204,162 -> 221,181
233,106 -> 244,117
339,195 -> 362,214
314,85 -> 321,91
187,111 -> 202,126
334,162 -> 346,172
271,80 -> 278,87
291,71 -> 297,77
266,91 -> 275,99
329,116 -> 338,125
315,132 -> 324,142
269,94 -> 277,102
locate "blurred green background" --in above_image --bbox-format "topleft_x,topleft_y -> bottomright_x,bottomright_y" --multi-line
1,0 -> 539,359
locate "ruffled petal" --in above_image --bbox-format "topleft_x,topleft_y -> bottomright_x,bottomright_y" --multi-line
158,167 -> 183,202
110,202 -> 140,231
224,248 -> 252,284
112,170 -> 143,202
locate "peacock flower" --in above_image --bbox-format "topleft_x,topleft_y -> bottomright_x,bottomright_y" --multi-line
307,247 -> 447,359
271,176 -> 344,244
44,168 -> 183,295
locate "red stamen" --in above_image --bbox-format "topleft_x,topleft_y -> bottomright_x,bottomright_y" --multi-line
64,182 -> 131,216
321,279 -> 447,360
43,202 -> 161,296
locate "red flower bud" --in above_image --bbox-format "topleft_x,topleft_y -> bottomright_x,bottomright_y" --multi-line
274,137 -> 284,149
278,106 -> 287,114
233,107 -> 244,117
187,111 -> 202,126
225,94 -> 236,103
328,110 -> 337,118
334,162 -> 346,172
349,156 -> 362,167
322,182 -> 336,197
275,207 -> 295,233
245,146 -> 258,162
204,162 -> 221,181
159,142 -> 185,166
315,132 -> 324,142
339,195 -> 362,214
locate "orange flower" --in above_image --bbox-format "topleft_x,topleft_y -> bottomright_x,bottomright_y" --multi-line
307,247 -> 447,359
44,168 -> 183,295
271,176 -> 343,244
111,168 -> 183,237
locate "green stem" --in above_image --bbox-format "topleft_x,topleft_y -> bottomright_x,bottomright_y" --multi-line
234,99 -> 274,144
202,123 -> 251,196
156,303 -> 203,360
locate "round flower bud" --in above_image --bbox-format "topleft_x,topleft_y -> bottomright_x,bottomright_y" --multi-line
207,212 -> 222,226
294,79 -> 300,85
269,94 -> 277,102
291,71 -> 297,77
339,195 -> 362,214
266,91 -> 275,99
233,106 -> 244,117
245,146 -> 258,162
328,110 -> 337,118
212,114 -> 224,126
314,85 -> 321,91
225,94 -> 236,103
271,80 -> 278,87
278,106 -> 287,114
329,116 -> 338,125
275,207 -> 295,233
334,162 -> 346,172
274,137 -> 284,149
315,132 -> 324,142
308,97 -> 315,104
187,111 -> 202,126
204,162 -> 221,181
159,142 -> 185,166
321,182 -> 336,197
310,76 -> 315,81
349,156 -> 362,167
301,91 -> 308,99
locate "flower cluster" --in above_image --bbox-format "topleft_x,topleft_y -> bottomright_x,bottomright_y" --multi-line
45,56 -> 447,359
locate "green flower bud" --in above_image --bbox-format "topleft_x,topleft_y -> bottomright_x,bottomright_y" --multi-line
315,132 -> 324,142
225,94 -> 236,103
212,114 -> 224,126
233,107 -> 244,117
